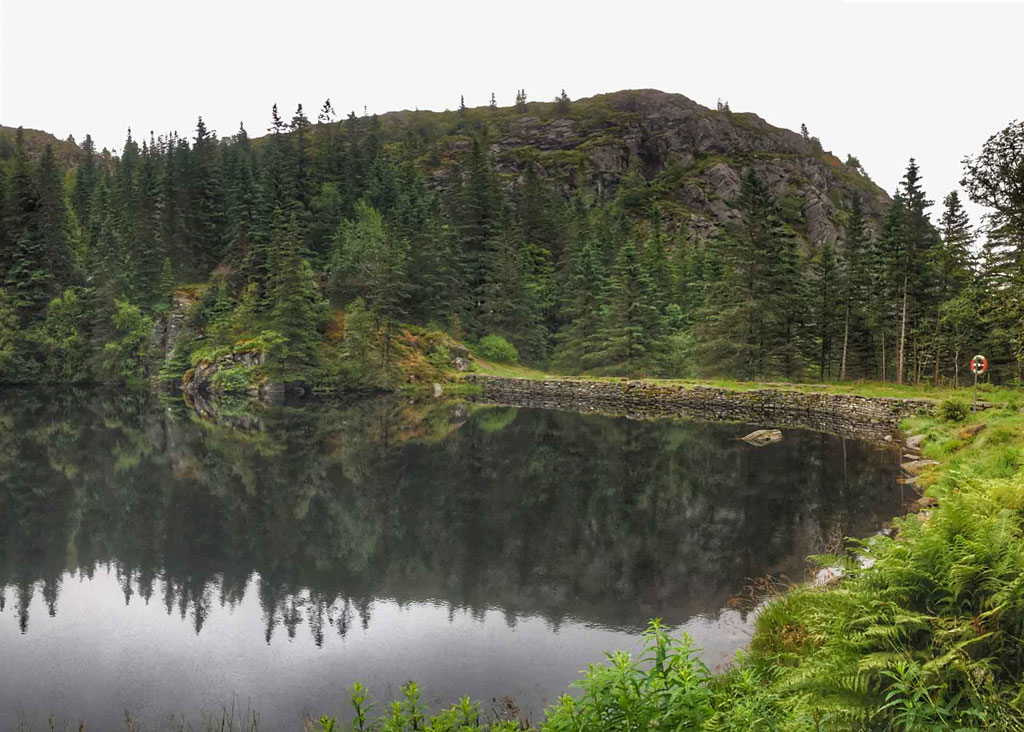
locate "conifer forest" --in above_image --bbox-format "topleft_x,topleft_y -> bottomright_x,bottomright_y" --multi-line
1,90 -> 1021,390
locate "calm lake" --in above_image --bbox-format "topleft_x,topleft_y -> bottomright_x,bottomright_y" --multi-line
0,389 -> 906,729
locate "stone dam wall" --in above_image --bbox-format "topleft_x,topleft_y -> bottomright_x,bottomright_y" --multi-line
464,376 -> 935,439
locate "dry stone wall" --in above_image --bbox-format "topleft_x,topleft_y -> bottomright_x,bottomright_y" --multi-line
465,376 -> 934,439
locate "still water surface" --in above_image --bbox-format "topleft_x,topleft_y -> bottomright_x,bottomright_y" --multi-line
0,390 -> 905,729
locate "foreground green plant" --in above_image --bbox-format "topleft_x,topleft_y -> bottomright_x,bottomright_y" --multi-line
542,621 -> 716,730
938,397 -> 969,422
310,681 -> 518,731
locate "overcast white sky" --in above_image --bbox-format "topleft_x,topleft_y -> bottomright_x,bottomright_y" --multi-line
2,0 -> 1021,228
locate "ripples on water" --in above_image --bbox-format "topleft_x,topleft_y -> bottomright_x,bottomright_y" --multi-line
0,389 -> 905,729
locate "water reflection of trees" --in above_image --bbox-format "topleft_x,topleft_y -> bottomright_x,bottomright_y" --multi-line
0,389 -> 903,644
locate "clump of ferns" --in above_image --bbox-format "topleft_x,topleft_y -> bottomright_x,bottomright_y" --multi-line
756,471 -> 1024,727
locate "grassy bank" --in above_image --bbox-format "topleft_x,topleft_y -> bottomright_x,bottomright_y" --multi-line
466,356 -> 1018,405
309,385 -> 1024,730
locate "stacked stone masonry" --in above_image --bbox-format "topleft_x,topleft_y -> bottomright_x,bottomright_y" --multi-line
465,376 -> 935,439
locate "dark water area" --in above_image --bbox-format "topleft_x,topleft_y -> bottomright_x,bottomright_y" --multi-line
0,389 -> 907,729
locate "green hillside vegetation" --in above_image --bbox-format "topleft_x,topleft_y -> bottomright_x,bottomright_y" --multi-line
2,90 -> 1019,392
0,125 -> 91,168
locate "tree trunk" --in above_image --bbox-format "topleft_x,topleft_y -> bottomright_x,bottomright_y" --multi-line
881,331 -> 886,381
897,278 -> 908,385
840,308 -> 849,381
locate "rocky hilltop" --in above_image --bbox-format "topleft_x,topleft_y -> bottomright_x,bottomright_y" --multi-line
364,89 -> 889,248
7,90 -> 890,252
0,125 -> 90,167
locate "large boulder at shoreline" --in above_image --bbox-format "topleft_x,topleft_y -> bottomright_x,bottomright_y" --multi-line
742,429 -> 783,446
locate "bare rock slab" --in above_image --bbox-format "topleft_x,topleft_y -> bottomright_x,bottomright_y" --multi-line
902,459 -> 939,475
742,429 -> 783,446
906,434 -> 928,451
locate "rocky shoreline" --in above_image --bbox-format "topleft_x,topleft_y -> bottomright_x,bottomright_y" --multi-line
464,375 -> 935,439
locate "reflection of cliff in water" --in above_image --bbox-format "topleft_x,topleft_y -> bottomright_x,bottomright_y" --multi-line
0,388 -> 905,644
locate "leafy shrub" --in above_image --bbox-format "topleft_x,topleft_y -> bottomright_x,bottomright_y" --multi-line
312,681 -> 511,732
210,365 -> 256,394
0,288 -> 17,377
189,343 -> 232,368
939,397 -> 969,422
476,407 -> 518,434
426,341 -> 451,370
39,288 -> 89,381
477,334 -> 518,364
543,621 -> 717,730
99,300 -> 153,382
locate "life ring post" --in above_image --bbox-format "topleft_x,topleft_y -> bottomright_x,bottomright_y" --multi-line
970,355 -> 988,412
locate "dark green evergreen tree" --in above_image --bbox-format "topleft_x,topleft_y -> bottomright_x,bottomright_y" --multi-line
269,214 -> 329,375
812,241 -> 840,379
72,134 -> 98,228
552,241 -> 606,371
589,240 -> 667,375
838,195 -> 875,379
698,169 -> 805,379
556,89 -> 570,115
7,144 -> 72,322
186,117 -> 227,277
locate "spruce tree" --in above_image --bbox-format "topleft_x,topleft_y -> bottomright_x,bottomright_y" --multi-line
812,241 -> 840,379
893,158 -> 937,383
873,195 -> 908,380
187,117 -> 227,277
7,144 -> 71,322
6,128 -> 37,258
72,134 -> 98,228
838,195 -> 874,379
552,241 -> 606,371
289,104 -> 313,209
932,191 -> 976,381
697,169 -> 805,379
515,89 -> 528,113
642,210 -> 674,312
317,99 -> 336,125
453,136 -> 501,334
556,89 -> 570,115
132,140 -> 167,307
33,145 -> 73,287
590,240 -> 666,375
269,214 -> 329,375
223,123 -> 265,286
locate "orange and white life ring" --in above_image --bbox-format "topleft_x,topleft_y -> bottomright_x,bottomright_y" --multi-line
970,355 -> 988,375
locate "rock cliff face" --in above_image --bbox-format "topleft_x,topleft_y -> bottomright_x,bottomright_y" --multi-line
375,89 -> 890,249
179,349 -> 292,407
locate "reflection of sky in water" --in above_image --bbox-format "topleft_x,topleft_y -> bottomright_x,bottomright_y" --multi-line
1,569 -> 753,729
0,396 -> 904,729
